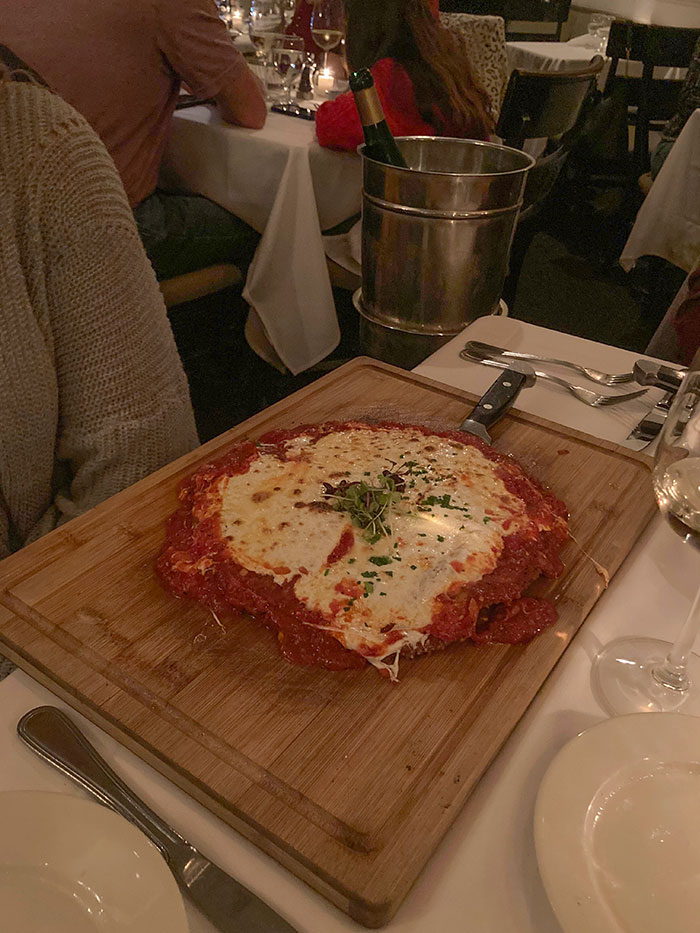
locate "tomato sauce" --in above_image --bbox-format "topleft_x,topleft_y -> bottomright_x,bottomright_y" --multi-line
156,421 -> 568,672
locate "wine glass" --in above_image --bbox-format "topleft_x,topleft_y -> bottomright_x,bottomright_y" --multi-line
248,1 -> 287,99
218,1 -> 246,37
592,363 -> 700,715
587,12 -> 613,54
310,0 -> 345,71
280,0 -> 297,26
270,35 -> 304,106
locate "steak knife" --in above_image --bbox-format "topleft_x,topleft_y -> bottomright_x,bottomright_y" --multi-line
458,363 -> 536,443
17,706 -> 298,933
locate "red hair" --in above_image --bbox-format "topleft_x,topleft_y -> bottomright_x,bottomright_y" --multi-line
345,0 -> 492,137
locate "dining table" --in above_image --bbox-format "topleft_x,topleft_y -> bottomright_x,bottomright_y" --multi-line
572,0 -> 700,29
506,37 -> 686,89
161,100 -> 362,375
0,312 -> 692,932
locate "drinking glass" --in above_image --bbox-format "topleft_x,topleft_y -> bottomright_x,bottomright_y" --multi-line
270,35 -> 304,105
217,0 -> 246,37
587,13 -> 613,54
280,0 -> 297,26
592,363 -> 700,715
310,0 -> 345,70
248,1 -> 287,99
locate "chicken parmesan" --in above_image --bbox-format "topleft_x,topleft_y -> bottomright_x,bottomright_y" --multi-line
156,422 -> 568,680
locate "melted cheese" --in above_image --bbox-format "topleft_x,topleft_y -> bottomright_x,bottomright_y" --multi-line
215,427 -> 534,678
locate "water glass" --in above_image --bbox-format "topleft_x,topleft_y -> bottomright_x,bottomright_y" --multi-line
270,35 -> 305,105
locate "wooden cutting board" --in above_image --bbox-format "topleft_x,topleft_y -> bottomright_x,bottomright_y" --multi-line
0,358 -> 656,927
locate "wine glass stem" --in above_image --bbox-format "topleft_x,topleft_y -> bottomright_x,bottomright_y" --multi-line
652,583 -> 700,691
323,50 -> 328,70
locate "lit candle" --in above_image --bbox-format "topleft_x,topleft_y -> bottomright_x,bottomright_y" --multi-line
317,69 -> 334,93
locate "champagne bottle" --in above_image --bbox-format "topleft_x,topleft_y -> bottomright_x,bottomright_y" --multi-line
349,68 -> 408,168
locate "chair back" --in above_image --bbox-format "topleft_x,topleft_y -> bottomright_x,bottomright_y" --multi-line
439,0 -> 571,41
603,22 -> 700,172
438,12 -> 508,118
605,22 -> 700,69
496,58 -> 604,149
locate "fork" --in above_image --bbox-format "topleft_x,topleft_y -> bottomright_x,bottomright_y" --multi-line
463,341 -> 635,385
459,349 -> 648,407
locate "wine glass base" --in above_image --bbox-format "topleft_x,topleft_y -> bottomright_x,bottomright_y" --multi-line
592,637 -> 700,716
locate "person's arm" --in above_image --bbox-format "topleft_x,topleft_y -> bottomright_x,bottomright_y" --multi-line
215,66 -> 266,129
37,114 -> 199,527
157,0 -> 266,129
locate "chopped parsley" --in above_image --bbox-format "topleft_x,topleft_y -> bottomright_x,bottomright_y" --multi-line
437,535 -> 445,542
369,555 -> 393,566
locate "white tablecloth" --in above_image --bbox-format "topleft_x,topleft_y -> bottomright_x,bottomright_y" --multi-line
572,0 -> 700,28
1,315 -> 691,933
506,40 -> 685,88
621,108 -> 700,275
161,106 -> 362,374
507,40 -> 604,75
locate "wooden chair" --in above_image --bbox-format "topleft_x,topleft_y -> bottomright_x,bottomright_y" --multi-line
158,263 -> 243,309
496,58 -> 605,304
438,0 -> 571,42
604,22 -> 700,174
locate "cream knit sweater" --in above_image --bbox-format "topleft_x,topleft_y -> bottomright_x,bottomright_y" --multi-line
0,81 -> 199,558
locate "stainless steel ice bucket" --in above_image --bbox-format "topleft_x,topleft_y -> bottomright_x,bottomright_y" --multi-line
359,137 -> 535,334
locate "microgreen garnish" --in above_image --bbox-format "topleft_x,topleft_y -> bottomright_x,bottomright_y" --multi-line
322,471 -> 407,544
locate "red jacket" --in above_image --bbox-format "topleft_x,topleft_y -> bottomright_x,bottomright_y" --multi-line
315,57 -> 481,152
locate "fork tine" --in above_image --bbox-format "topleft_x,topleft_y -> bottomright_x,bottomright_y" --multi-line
597,389 -> 648,406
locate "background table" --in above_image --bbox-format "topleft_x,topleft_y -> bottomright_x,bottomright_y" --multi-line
161,106 -> 361,374
621,108 -> 700,275
506,39 -> 685,88
1,315 -> 690,932
571,0 -> 700,28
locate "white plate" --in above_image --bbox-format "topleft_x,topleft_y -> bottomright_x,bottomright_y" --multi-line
0,790 -> 188,933
535,713 -> 700,933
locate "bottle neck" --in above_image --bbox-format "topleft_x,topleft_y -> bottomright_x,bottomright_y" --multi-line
353,86 -> 385,127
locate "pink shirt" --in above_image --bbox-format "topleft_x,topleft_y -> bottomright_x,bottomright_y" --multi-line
3,0 -> 252,206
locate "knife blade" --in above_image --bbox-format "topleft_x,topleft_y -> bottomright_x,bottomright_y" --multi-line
458,363 -> 536,443
17,706 -> 298,933
624,391 -> 672,450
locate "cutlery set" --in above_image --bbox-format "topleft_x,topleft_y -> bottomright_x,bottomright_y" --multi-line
271,102 -> 318,120
460,339 -> 688,448
17,706 -> 297,933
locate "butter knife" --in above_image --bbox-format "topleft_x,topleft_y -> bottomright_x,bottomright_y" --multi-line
17,706 -> 298,933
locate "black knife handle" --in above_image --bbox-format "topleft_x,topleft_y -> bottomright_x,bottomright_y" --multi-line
17,706 -> 183,859
467,368 -> 532,430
